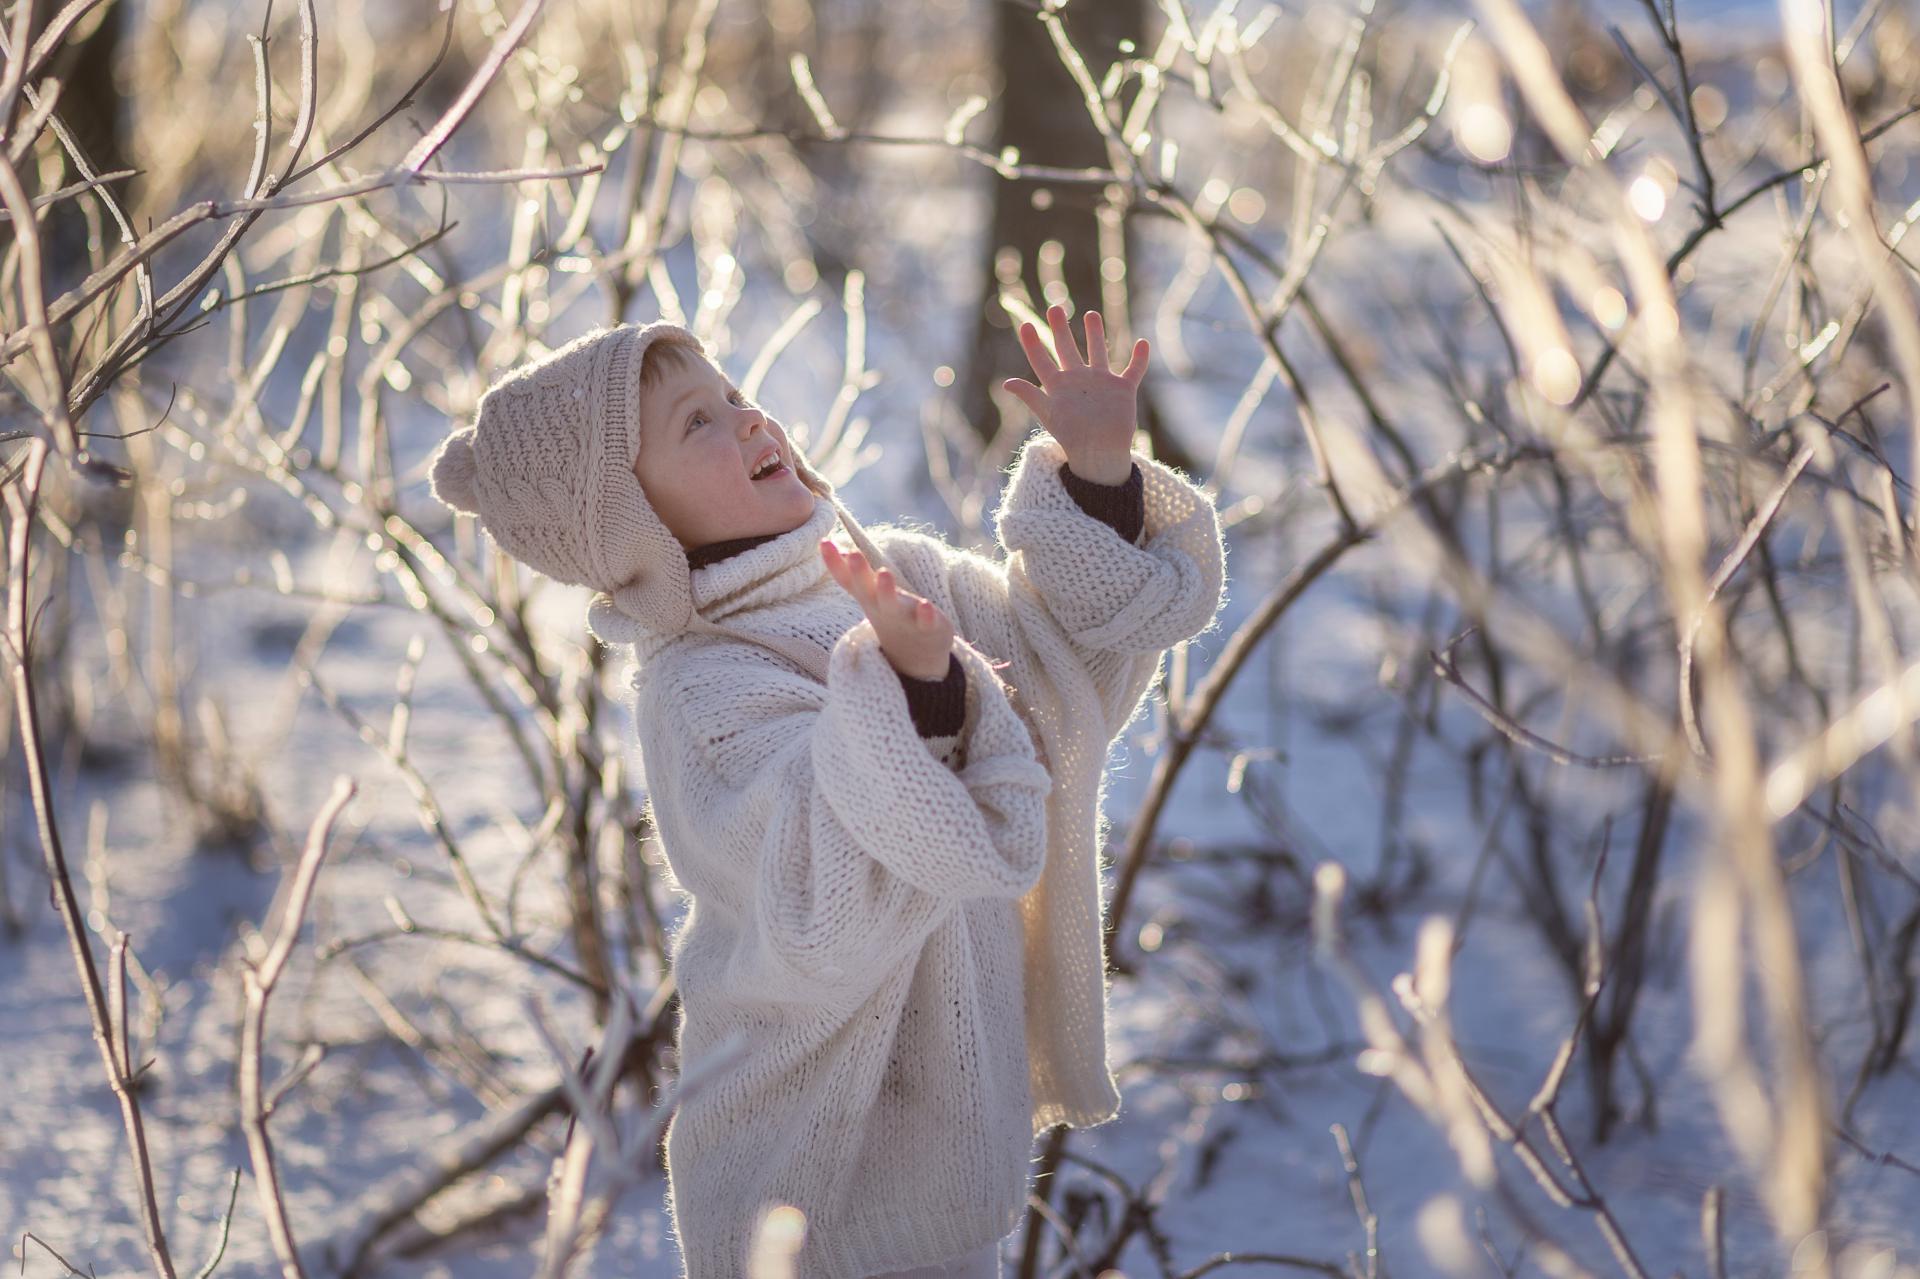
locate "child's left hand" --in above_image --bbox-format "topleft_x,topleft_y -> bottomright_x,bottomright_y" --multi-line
1003,303 -> 1149,486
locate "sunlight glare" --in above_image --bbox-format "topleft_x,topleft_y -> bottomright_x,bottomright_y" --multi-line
1592,286 -> 1628,330
1531,347 -> 1580,405
1629,175 -> 1666,221
1457,103 -> 1511,163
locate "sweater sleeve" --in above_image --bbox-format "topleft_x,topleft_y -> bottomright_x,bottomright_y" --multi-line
1058,459 -> 1146,546
896,652 -> 968,767
869,433 -> 1226,745
996,433 -> 1225,656
633,623 -> 1050,1001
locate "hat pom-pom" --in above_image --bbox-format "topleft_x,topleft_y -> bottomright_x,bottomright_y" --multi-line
429,430 -> 485,516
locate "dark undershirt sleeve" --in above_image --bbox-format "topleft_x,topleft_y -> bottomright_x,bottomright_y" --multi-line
1058,460 -> 1147,545
896,650 -> 967,739
895,463 -> 1140,742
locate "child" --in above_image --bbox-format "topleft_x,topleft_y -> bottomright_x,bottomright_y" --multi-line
426,306 -> 1227,1279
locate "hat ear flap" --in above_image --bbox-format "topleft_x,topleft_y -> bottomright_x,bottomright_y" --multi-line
586,588 -> 651,644
784,434 -> 834,499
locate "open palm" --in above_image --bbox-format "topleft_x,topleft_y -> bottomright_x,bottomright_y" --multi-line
1003,303 -> 1149,480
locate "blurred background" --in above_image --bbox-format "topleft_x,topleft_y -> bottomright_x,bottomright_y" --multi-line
4,0 -> 1920,1275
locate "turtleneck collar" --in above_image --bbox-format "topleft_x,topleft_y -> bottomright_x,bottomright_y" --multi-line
686,531 -> 783,570
686,496 -> 841,622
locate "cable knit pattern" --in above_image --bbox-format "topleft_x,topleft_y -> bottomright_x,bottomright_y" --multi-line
619,431 -> 1224,1278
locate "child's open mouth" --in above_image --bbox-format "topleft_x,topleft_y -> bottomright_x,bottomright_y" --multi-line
751,460 -> 789,482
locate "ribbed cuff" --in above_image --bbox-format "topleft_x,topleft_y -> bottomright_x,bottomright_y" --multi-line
896,651 -> 967,737
1059,459 -> 1145,545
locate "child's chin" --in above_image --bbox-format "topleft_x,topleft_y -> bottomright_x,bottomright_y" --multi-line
779,495 -> 818,530
735,490 -> 816,538
773,484 -> 816,518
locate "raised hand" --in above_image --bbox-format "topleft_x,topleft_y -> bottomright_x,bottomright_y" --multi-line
820,540 -> 956,681
1002,302 -> 1149,485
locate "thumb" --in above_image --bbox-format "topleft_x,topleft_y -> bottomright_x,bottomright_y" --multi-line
1001,378 -> 1047,422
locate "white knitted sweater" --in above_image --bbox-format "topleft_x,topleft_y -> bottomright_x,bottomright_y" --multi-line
622,434 -> 1227,1278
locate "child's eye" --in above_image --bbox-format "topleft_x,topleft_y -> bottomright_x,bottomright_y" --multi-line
729,389 -> 749,406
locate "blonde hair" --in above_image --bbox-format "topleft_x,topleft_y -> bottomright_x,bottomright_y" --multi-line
639,328 -> 707,391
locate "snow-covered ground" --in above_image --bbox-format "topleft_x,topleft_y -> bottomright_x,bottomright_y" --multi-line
7,0 -> 1920,1275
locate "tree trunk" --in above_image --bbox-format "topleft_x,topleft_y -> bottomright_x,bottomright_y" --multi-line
957,0 -> 1201,478
41,4 -> 129,294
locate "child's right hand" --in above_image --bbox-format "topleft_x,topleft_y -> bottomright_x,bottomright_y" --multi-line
820,540 -> 956,681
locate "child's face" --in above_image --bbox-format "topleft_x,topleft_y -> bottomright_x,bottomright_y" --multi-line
632,352 -> 815,550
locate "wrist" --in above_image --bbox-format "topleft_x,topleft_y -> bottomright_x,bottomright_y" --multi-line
1062,451 -> 1134,486
887,648 -> 953,682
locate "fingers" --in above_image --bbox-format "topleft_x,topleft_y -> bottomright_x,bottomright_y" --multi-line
1046,303 -> 1083,367
823,540 -> 880,610
821,539 -> 868,601
1024,304 -> 1131,381
1084,310 -> 1109,371
1001,377 -> 1047,422
820,541 -> 942,631
900,593 -> 940,633
1016,319 -> 1059,383
872,565 -> 938,630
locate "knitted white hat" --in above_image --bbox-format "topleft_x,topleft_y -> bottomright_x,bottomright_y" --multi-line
426,320 -> 894,679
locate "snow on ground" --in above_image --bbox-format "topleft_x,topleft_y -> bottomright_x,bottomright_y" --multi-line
7,0 -> 1920,1276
